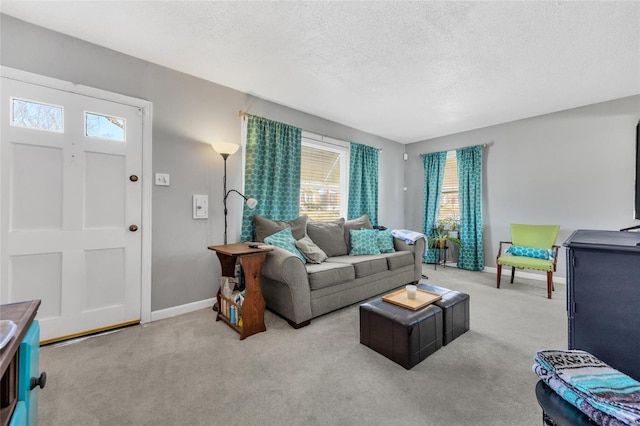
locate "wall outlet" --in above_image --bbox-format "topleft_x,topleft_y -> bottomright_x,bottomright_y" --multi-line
155,173 -> 170,186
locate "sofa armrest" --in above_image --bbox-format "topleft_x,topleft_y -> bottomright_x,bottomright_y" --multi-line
394,237 -> 425,283
261,247 -> 307,283
260,247 -> 312,324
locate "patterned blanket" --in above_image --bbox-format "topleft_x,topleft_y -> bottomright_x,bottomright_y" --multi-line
533,349 -> 640,425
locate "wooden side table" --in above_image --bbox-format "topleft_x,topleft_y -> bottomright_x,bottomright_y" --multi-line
208,244 -> 272,340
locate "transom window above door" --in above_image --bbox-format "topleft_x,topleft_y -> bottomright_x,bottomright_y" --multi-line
10,97 -> 64,133
85,111 -> 126,142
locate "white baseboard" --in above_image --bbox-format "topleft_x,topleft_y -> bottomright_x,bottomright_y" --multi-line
150,297 -> 216,322
483,266 -> 566,285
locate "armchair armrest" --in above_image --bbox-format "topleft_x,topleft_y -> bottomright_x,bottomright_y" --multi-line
497,241 -> 512,261
551,245 -> 561,271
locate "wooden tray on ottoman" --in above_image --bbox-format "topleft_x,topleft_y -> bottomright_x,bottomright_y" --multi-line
382,288 -> 442,311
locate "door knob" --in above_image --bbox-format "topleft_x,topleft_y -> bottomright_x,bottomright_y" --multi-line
129,225 -> 138,232
30,372 -> 46,390
130,175 -> 139,182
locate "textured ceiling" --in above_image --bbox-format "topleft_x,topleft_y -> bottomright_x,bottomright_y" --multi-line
2,1 -> 639,143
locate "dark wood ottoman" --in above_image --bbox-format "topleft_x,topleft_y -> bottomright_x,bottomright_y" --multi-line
360,298 -> 443,369
418,284 -> 470,345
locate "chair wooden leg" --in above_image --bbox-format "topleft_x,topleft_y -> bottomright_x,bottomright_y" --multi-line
510,267 -> 515,284
547,272 -> 553,299
497,264 -> 502,289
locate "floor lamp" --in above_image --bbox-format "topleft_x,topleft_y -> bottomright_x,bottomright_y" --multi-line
211,142 -> 258,244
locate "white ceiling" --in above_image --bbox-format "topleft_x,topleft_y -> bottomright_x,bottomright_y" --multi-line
2,1 -> 639,143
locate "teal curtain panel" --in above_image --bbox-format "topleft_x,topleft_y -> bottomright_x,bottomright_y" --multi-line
456,145 -> 484,270
348,142 -> 379,226
422,151 -> 447,263
240,115 -> 302,242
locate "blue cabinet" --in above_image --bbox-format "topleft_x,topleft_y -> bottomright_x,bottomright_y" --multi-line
17,322 -> 41,426
0,301 -> 42,426
7,402 -> 26,426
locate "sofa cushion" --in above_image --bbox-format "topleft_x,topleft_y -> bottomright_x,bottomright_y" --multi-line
254,214 -> 308,242
295,235 -> 328,264
384,251 -> 414,270
344,214 -> 373,248
326,255 -> 388,278
305,262 -> 355,291
349,229 -> 381,255
264,228 -> 306,263
307,218 -> 348,257
376,229 -> 395,253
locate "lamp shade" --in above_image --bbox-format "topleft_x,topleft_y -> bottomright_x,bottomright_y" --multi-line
211,142 -> 240,156
246,198 -> 258,209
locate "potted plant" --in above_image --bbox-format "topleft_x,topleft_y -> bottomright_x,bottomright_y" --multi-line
428,229 -> 461,250
435,216 -> 460,239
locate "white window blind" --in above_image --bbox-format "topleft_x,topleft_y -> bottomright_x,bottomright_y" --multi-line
438,151 -> 459,221
300,138 -> 348,221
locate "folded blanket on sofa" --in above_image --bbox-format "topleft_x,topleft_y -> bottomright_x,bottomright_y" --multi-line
533,349 -> 640,425
391,230 -> 428,256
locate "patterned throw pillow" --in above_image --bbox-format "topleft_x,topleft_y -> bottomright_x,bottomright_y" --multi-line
376,229 -> 395,253
349,229 -> 381,256
264,228 -> 306,263
507,245 -> 550,260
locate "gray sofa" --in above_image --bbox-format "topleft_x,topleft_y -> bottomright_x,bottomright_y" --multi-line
254,214 -> 424,328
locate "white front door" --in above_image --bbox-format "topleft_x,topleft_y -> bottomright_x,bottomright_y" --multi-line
1,77 -> 143,342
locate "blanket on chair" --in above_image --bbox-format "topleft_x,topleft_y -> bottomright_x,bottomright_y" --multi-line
533,349 -> 640,425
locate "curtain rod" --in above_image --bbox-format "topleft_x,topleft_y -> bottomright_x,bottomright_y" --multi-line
419,142 -> 489,157
239,110 -> 382,152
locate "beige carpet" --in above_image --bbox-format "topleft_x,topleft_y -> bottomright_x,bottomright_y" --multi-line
38,266 -> 567,425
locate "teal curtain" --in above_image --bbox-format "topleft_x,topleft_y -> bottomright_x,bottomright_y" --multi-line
240,115 -> 302,242
422,151 -> 447,263
456,145 -> 484,270
348,142 -> 379,226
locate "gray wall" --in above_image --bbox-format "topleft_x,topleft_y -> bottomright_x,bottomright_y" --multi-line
405,95 -> 640,279
1,15 -> 406,311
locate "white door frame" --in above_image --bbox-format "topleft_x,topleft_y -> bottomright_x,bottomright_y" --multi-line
0,66 -> 153,324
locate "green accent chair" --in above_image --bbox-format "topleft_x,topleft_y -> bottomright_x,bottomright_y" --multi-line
496,224 -> 560,299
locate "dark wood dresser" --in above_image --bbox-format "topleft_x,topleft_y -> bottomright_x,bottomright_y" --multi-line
563,230 -> 640,380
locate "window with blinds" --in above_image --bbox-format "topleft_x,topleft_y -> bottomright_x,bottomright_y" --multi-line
300,139 -> 348,221
438,151 -> 459,221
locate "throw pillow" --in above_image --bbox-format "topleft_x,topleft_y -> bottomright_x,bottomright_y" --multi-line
376,228 -> 395,253
264,228 -> 307,263
295,235 -> 328,264
349,229 -> 381,256
344,214 -> 373,248
507,245 -> 550,260
306,218 -> 349,257
253,214 -> 308,242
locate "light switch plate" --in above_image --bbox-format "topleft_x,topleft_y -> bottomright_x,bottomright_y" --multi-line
155,173 -> 170,186
193,195 -> 208,219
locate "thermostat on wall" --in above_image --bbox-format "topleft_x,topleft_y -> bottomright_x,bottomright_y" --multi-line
193,195 -> 208,219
